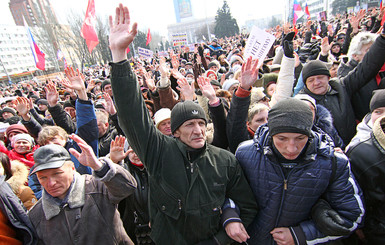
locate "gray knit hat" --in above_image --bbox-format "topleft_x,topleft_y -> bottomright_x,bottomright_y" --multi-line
370,89 -> 385,112
268,98 -> 313,137
171,101 -> 207,133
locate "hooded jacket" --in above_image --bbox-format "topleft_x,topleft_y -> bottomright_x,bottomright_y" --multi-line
347,116 -> 385,245
236,125 -> 364,244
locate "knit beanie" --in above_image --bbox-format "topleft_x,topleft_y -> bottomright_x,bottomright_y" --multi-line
268,98 -> 313,137
11,133 -> 34,148
302,60 -> 330,84
370,89 -> 385,112
1,107 -> 17,116
154,108 -> 171,129
36,99 -> 49,106
230,55 -> 243,66
5,124 -> 28,137
171,101 -> 207,133
222,79 -> 239,91
101,79 -> 111,91
208,61 -> 218,69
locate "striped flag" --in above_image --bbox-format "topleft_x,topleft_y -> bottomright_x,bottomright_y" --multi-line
305,2 -> 311,19
24,18 -> 45,70
293,0 -> 304,25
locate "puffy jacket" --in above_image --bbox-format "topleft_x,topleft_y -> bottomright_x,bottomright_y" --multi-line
111,60 -> 258,245
236,125 -> 364,245
346,116 -> 385,245
300,35 -> 385,145
0,176 -> 37,245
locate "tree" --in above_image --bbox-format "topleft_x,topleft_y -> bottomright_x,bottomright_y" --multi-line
331,0 -> 356,15
214,1 -> 239,38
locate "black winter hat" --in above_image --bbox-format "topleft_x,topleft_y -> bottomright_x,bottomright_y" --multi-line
268,98 -> 313,137
101,79 -> 111,91
370,89 -> 385,112
302,60 -> 330,84
208,61 -> 218,69
171,101 -> 207,133
36,99 -> 49,106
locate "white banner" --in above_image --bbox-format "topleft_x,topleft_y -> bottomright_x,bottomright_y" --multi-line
138,47 -> 154,59
244,26 -> 275,67
172,33 -> 187,47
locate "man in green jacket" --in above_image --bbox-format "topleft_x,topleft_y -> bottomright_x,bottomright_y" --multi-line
108,4 -> 258,245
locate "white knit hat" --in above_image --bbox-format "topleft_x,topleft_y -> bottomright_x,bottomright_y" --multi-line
154,108 -> 171,129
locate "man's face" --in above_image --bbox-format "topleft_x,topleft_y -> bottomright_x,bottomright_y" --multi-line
36,162 -> 75,200
46,135 -> 67,147
2,111 -> 13,120
97,121 -> 109,138
103,84 -> 113,97
305,75 -> 330,95
247,109 -> 268,132
266,83 -> 276,97
64,107 -> 76,119
272,132 -> 308,160
14,139 -> 32,154
38,104 -> 48,111
174,119 -> 206,149
371,107 -> 385,124
158,118 -> 172,136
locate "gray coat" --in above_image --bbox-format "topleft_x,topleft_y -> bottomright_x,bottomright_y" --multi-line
28,158 -> 137,245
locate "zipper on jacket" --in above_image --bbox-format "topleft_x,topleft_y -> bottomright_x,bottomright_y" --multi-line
178,199 -> 182,210
283,179 -> 288,190
187,152 -> 194,174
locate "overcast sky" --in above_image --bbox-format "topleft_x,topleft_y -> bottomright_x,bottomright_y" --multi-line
0,0 -> 285,35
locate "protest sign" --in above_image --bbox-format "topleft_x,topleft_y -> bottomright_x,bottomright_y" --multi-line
172,33 -> 187,46
158,51 -> 169,57
138,47 -> 154,59
243,26 -> 275,67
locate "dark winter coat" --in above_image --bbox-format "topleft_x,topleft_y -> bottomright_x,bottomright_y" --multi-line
346,116 -> 385,245
111,60 -> 258,245
300,35 -> 385,145
236,125 -> 364,244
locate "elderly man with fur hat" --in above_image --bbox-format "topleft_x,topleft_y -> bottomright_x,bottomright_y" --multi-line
108,5 -> 257,244
28,134 -> 137,244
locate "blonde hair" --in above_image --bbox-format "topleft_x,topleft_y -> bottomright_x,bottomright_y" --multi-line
38,126 -> 68,146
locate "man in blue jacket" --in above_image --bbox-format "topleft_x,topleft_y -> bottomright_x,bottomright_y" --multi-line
236,98 -> 364,244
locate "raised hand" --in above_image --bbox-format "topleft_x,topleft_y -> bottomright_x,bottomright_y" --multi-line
103,92 -> 117,115
68,134 -> 103,171
239,56 -> 260,90
14,97 -> 30,116
197,76 -> 218,104
45,81 -> 59,107
63,67 -> 86,92
109,135 -> 129,163
320,37 -> 332,56
109,4 -> 138,62
159,57 -> 169,78
144,71 -> 156,92
177,77 -> 195,101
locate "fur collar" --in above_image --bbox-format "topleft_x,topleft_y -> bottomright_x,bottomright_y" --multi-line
373,116 -> 385,152
42,172 -> 85,220
6,160 -> 29,195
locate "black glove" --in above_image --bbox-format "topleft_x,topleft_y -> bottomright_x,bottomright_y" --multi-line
283,32 -> 295,58
311,199 -> 351,236
198,45 -> 204,57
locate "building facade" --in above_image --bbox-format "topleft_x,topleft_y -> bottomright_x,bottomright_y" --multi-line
9,0 -> 58,27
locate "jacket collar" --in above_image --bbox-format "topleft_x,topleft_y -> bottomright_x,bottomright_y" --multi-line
372,116 -> 385,154
41,172 -> 85,220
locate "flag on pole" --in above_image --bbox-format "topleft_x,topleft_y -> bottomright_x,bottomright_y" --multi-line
24,18 -> 45,70
81,0 -> 99,53
146,28 -> 152,46
305,2 -> 311,19
293,0 -> 304,25
380,0 -> 383,9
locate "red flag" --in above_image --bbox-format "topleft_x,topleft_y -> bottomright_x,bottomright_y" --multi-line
81,0 -> 99,53
146,28 -> 152,46
126,47 -> 130,54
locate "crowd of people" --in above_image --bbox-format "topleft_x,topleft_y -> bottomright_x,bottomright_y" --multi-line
1,3 -> 385,245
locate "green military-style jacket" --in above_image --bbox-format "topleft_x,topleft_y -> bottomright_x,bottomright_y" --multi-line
111,60 -> 258,245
